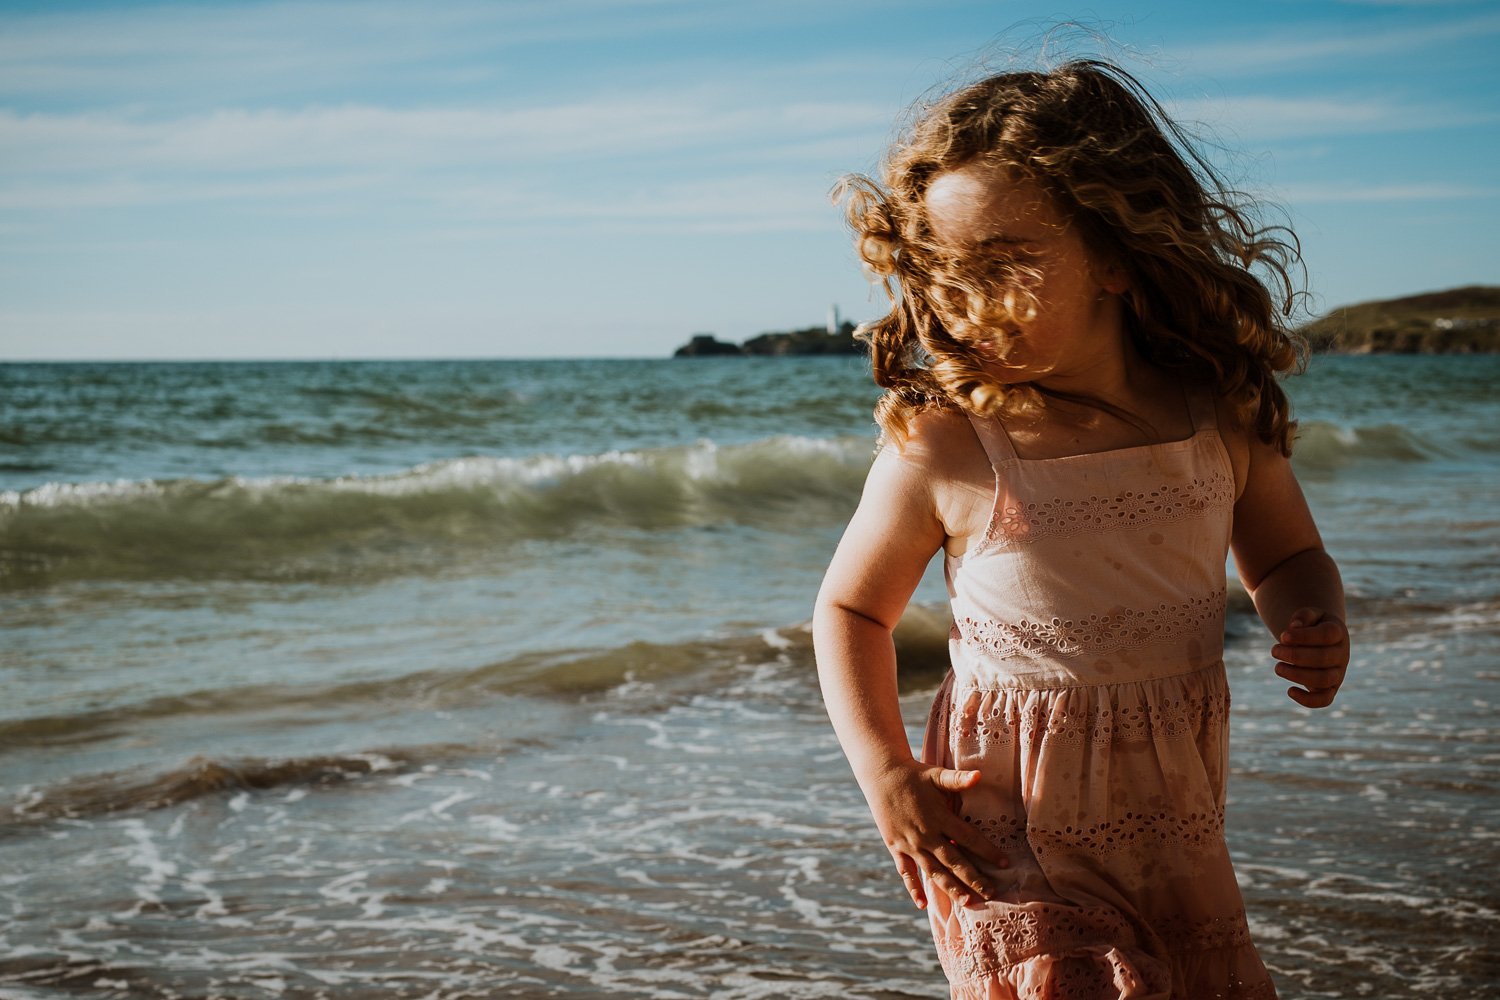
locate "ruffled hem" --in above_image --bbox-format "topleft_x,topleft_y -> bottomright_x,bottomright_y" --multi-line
946,943 -> 1170,1000
927,895 -> 1172,999
942,942 -> 1278,1000
936,929 -> 1278,995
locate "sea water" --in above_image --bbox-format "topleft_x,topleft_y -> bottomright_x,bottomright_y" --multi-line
1,356 -> 1496,998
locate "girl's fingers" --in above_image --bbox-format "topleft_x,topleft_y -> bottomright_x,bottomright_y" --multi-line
930,843 -> 993,901
887,765 -> 1011,908
1277,660 -> 1343,707
919,850 -> 980,905
1271,643 -> 1345,667
930,767 -> 982,792
1281,621 -> 1344,645
1275,663 -> 1342,691
894,853 -> 927,909
1276,614 -> 1349,709
1288,686 -> 1337,709
944,821 -> 1010,868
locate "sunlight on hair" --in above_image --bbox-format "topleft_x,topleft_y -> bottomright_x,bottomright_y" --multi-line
836,45 -> 1307,454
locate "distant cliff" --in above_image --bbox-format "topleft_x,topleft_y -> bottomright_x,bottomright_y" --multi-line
1301,285 -> 1500,353
674,321 -> 864,357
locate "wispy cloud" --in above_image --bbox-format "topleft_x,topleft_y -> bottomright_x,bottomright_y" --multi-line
1277,181 -> 1499,203
0,1 -> 663,80
0,93 -> 887,215
417,171 -> 845,234
1335,0 -> 1486,7
1172,93 -> 1495,141
1183,9 -> 1500,72
0,0 -> 873,105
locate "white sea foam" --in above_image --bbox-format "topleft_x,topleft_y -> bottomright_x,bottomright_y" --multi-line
468,814 -> 521,840
117,818 -> 176,905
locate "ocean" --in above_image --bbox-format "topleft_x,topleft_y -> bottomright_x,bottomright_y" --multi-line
1,355 -> 1496,999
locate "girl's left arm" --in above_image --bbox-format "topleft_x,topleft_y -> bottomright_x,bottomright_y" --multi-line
1230,436 -> 1350,709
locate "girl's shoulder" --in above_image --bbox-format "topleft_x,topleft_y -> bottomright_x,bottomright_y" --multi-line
881,405 -> 997,549
1210,392 -> 1256,500
885,405 -> 990,478
904,403 -> 975,443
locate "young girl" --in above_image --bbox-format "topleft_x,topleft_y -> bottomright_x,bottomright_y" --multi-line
813,60 -> 1350,1000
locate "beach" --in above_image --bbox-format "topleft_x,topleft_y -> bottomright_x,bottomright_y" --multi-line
2,355 -> 1497,998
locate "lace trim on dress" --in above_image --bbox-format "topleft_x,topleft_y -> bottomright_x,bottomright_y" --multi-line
940,903 -> 1273,997
943,904 -> 1163,988
949,904 -> 1258,966
961,686 -> 1230,748
989,470 -> 1234,545
962,808 -> 1228,860
1030,809 -> 1228,857
957,589 -> 1228,660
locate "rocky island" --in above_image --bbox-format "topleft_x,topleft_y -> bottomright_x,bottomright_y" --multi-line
673,320 -> 863,357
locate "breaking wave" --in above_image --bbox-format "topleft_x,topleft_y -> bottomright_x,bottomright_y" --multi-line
1291,419 -> 1450,471
0,436 -> 873,587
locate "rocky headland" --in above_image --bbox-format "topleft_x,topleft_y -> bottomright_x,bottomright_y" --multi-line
1300,285 -> 1500,353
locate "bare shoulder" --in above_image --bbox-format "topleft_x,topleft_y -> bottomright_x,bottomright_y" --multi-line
888,407 -> 991,488
1212,394 -> 1253,499
888,406 -> 996,554
889,406 -> 976,464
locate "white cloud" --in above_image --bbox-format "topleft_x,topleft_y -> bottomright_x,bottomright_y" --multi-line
0,0 -> 872,103
0,174 -> 394,212
1172,93 -> 1494,141
1335,0 -> 1486,7
1277,181 -> 1499,203
1182,10 -> 1500,72
0,93 -> 887,207
0,1 -> 627,80
420,171 -> 844,234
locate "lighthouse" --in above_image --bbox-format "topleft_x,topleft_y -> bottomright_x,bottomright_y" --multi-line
827,304 -> 841,335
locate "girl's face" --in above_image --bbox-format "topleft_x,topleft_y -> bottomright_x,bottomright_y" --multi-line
922,162 -> 1126,383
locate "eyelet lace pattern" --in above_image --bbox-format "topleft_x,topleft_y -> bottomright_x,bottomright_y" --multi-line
957,589 -> 1227,660
937,903 -> 1279,1000
990,470 -> 1234,545
965,808 -> 1228,862
958,684 -> 1230,749
940,905 -> 1172,996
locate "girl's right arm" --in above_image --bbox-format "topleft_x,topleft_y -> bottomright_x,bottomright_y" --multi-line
812,442 -> 1007,911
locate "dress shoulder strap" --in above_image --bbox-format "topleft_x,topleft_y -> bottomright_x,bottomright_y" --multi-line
1185,384 -> 1219,431
965,413 -> 1018,466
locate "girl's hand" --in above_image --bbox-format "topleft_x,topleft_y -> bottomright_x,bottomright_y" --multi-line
1272,607 -> 1349,708
865,760 -> 1009,910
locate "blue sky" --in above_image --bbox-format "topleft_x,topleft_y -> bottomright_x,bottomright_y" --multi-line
1,0 -> 1496,360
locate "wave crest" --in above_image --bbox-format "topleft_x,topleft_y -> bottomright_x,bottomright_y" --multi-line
0,436 -> 873,587
4,751 -> 422,827
1292,420 -> 1437,470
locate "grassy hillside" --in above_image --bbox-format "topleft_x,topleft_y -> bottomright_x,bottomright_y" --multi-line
1300,285 -> 1500,353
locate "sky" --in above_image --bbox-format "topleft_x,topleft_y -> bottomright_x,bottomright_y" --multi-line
1,0 -> 1496,360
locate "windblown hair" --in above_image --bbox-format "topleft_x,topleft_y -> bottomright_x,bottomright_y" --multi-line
838,59 -> 1306,453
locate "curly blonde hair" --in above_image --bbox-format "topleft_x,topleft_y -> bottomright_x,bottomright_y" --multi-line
839,59 -> 1306,454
